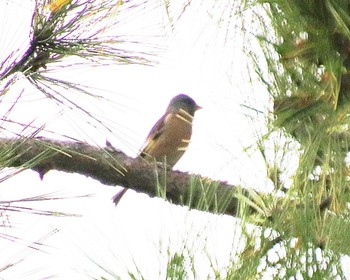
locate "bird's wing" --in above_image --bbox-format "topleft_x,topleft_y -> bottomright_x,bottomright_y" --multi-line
139,113 -> 167,157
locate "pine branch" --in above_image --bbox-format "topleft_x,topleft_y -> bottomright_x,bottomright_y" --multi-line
0,137 -> 250,217
0,0 -> 155,83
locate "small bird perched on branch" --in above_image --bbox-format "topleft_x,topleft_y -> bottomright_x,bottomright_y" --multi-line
112,93 -> 202,205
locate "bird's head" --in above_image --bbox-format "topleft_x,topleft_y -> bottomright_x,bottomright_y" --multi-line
166,94 -> 201,116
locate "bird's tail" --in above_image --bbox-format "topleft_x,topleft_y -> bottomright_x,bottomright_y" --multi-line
112,188 -> 128,206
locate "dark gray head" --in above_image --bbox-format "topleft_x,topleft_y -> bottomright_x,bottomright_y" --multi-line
166,94 -> 201,116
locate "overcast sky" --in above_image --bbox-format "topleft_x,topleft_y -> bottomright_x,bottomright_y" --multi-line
0,1 -> 279,279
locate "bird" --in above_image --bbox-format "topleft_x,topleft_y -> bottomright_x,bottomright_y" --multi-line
112,93 -> 201,205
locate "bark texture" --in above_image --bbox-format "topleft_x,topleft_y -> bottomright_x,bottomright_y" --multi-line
1,137 -> 247,216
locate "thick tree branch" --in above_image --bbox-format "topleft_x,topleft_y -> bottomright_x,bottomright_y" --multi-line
1,137 -> 251,217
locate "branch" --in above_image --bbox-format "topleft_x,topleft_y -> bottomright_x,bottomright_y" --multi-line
1,137 -> 250,217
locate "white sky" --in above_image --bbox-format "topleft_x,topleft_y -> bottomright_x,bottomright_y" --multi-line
0,0 -> 319,279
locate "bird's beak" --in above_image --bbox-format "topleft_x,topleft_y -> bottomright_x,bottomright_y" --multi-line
195,104 -> 202,111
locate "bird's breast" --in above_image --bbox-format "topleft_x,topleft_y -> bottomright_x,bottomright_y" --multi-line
147,112 -> 193,166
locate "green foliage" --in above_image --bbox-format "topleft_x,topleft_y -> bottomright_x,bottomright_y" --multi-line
243,0 -> 350,278
1,0 -> 152,81
166,252 -> 189,280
